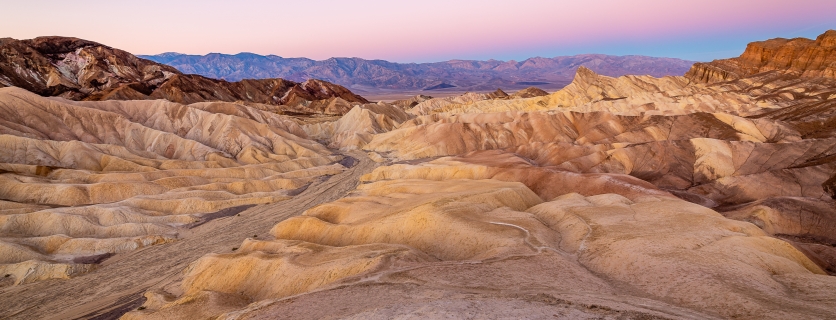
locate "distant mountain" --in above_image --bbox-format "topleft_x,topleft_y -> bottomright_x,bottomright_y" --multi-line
139,53 -> 695,93
0,36 -> 367,112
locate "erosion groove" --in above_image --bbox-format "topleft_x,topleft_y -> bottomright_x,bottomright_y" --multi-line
0,151 -> 377,320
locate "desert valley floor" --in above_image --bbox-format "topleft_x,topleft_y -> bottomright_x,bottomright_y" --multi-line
0,31 -> 835,319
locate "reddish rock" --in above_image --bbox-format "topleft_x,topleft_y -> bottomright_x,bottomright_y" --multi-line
687,30 -> 836,83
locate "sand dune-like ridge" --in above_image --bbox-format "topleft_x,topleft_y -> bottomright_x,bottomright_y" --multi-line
0,87 -> 346,285
130,174 -> 836,319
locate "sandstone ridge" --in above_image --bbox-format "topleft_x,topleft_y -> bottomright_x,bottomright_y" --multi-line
686,30 -> 836,83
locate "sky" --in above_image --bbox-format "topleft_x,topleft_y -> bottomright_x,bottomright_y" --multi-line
2,0 -> 835,63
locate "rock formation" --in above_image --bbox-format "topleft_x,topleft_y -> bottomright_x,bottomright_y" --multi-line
126,168 -> 835,320
0,87 -> 346,285
510,86 -> 549,99
686,30 -> 836,83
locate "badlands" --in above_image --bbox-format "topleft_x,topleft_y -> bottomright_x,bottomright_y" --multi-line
0,30 -> 835,319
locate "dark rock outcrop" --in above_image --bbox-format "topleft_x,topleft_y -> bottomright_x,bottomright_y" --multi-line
510,87 -> 549,99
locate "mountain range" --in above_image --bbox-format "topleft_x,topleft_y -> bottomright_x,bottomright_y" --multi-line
139,52 -> 695,93
0,36 -> 367,114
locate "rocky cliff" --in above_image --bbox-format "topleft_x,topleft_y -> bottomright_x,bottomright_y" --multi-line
686,30 -> 836,83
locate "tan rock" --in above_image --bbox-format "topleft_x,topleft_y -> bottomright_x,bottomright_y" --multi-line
0,87 -> 346,283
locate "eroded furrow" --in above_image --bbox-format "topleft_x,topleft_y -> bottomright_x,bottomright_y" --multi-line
0,151 -> 378,320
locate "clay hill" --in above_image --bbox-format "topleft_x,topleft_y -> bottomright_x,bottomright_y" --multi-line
1,31 -> 836,320
0,37 -> 367,114
140,52 -> 695,93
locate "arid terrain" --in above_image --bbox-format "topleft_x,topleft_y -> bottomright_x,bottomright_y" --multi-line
0,30 -> 835,320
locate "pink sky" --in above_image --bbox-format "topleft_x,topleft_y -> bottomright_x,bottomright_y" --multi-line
2,0 -> 834,62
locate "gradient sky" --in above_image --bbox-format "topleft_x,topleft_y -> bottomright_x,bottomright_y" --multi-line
2,0 -> 835,62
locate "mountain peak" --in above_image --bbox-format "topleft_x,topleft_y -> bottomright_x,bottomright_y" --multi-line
23,36 -> 106,54
574,66 -> 600,82
816,29 -> 836,48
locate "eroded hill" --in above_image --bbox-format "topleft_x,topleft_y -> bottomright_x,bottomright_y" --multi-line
1,31 -> 835,320
0,87 -> 349,284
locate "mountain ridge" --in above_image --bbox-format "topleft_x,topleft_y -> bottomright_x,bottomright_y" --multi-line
139,52 -> 695,92
0,36 -> 368,114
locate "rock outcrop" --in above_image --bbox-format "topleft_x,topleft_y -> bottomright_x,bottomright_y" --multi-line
686,30 -> 836,83
510,86 -> 549,99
